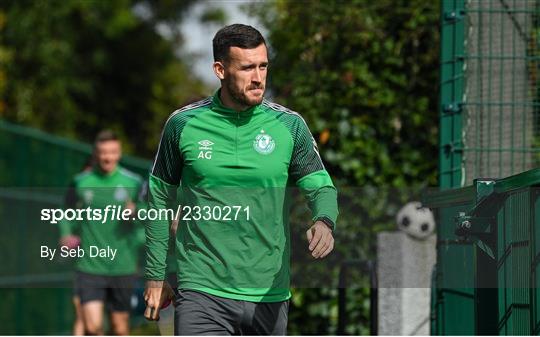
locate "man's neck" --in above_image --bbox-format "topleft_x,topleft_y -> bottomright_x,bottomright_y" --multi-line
219,88 -> 249,112
96,165 -> 117,176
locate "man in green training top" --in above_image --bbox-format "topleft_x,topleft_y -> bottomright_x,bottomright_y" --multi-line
59,130 -> 144,335
144,24 -> 338,335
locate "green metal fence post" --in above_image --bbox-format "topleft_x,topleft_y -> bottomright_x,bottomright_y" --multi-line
435,0 -> 467,335
440,0 -> 466,190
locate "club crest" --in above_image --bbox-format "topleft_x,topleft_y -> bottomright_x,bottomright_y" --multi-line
253,130 -> 275,155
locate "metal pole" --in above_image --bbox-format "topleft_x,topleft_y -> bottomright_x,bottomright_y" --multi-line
337,263 -> 348,335
369,260 -> 378,336
336,260 -> 377,335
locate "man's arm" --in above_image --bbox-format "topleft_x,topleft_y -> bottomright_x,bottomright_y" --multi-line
58,180 -> 80,247
129,178 -> 148,250
145,175 -> 178,280
144,114 -> 184,320
289,116 -> 339,258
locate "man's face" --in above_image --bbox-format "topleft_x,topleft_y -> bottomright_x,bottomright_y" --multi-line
219,44 -> 268,108
94,140 -> 121,174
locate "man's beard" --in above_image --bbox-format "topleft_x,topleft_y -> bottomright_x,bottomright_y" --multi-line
227,81 -> 264,108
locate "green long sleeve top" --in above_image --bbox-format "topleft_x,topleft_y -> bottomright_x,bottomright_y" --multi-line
145,91 -> 338,302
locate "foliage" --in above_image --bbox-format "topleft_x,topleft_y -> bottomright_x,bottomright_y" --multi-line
250,0 -> 441,334
0,0 -> 207,157
0,0 -> 441,334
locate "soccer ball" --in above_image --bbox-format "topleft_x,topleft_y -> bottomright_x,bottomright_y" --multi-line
396,201 -> 435,240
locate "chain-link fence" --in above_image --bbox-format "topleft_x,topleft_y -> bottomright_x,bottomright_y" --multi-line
462,0 -> 539,184
440,0 -> 540,188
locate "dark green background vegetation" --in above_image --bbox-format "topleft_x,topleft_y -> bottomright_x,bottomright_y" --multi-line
0,0 -> 440,334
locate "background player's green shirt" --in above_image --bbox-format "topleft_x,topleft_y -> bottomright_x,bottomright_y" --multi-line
145,91 -> 339,302
59,166 -> 143,275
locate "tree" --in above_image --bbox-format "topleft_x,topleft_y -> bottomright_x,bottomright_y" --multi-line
0,0 -> 206,157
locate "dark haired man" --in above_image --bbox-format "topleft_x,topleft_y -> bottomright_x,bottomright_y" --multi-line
144,24 -> 338,335
59,130 -> 143,335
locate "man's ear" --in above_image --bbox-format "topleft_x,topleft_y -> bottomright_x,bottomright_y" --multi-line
213,61 -> 225,80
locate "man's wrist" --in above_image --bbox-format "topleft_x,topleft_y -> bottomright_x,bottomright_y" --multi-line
315,216 -> 335,231
145,279 -> 165,288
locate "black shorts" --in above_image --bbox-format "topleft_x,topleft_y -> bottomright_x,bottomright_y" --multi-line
75,271 -> 137,312
174,289 -> 289,335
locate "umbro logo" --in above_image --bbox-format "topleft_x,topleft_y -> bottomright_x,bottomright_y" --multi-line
198,140 -> 214,149
198,140 -> 213,160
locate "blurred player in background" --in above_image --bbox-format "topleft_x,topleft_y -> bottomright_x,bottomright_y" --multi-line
60,155 -> 94,335
59,130 -> 144,335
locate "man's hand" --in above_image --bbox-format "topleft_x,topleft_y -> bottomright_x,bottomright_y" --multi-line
125,200 -> 136,218
306,221 -> 334,259
144,280 -> 174,321
59,235 -> 80,249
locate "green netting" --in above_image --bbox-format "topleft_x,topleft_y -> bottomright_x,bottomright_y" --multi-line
461,0 -> 540,183
0,120 -> 152,334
